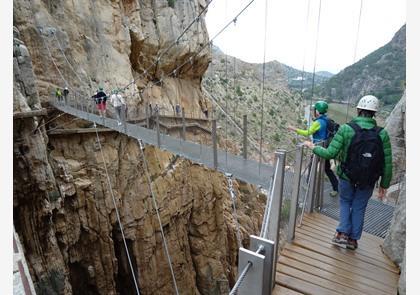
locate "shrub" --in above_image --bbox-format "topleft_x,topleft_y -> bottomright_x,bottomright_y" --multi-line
167,0 -> 176,8
236,85 -> 244,97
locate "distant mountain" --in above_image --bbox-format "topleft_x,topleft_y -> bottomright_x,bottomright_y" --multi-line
211,46 -> 331,92
319,25 -> 406,108
316,71 -> 334,78
279,64 -> 332,92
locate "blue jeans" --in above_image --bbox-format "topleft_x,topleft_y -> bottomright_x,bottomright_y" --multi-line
336,179 -> 374,240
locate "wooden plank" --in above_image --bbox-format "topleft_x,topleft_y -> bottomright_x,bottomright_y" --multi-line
300,220 -> 385,255
13,108 -> 48,119
159,114 -> 210,122
283,244 -> 399,287
293,238 -> 399,274
300,219 -> 381,247
48,128 -> 115,135
298,222 -> 382,251
277,256 -> 390,295
272,285 -> 304,295
311,213 -> 385,243
295,233 -> 397,271
296,227 -> 395,266
280,248 -> 397,294
277,264 -> 367,295
275,272 -> 338,295
303,215 -> 384,245
296,225 -> 387,259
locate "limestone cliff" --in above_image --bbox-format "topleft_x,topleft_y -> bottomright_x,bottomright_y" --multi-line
382,93 -> 406,294
14,0 -> 212,117
13,1 -> 267,294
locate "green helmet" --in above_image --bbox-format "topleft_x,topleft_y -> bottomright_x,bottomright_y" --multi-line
313,100 -> 328,114
99,86 -> 104,91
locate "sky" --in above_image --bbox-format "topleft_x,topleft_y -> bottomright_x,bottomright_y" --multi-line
205,0 -> 406,74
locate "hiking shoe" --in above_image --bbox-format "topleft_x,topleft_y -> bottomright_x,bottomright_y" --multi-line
330,190 -> 338,197
332,232 -> 348,245
347,238 -> 358,250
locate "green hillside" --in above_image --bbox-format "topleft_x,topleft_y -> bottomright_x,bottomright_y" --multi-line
319,25 -> 406,108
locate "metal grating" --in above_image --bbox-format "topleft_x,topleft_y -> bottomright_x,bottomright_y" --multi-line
320,197 -> 395,238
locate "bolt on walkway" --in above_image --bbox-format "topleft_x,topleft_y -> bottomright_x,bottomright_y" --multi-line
273,212 -> 399,295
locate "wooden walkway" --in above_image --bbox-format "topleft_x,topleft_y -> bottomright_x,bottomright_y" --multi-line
273,213 -> 400,295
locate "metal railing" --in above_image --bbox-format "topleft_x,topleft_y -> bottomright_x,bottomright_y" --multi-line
52,92 -> 329,294
51,92 -> 258,169
231,142 -> 327,294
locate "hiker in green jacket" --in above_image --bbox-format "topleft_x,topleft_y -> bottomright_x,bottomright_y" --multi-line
55,87 -> 63,103
303,95 -> 392,250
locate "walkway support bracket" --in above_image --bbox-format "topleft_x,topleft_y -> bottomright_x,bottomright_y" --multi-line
287,144 -> 304,242
238,235 -> 274,295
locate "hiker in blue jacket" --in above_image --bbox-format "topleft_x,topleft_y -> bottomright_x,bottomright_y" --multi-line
288,100 -> 339,197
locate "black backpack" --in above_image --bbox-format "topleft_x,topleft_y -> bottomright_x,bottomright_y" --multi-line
341,122 -> 384,188
319,117 -> 340,146
326,118 -> 340,143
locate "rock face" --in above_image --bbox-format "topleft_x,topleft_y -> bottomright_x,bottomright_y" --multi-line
13,1 -> 268,294
383,94 -> 406,294
14,26 -> 74,294
13,0 -> 212,117
385,92 -> 406,185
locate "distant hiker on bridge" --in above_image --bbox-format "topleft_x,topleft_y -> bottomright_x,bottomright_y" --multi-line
154,104 -> 159,115
91,87 -> 108,118
288,100 -> 339,197
175,104 -> 181,116
303,95 -> 392,250
148,103 -> 153,116
110,89 -> 126,125
55,87 -> 63,104
203,107 -> 209,118
63,87 -> 69,105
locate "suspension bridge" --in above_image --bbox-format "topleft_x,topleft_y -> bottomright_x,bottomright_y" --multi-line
14,0 -> 402,293
45,98 -> 399,295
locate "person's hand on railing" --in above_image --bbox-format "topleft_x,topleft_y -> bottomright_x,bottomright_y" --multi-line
378,187 -> 387,201
287,125 -> 297,132
303,141 -> 315,150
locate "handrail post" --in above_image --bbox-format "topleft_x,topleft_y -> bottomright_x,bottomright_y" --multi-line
317,157 -> 326,210
287,144 -> 304,242
123,104 -> 127,133
182,107 -> 186,140
156,109 -> 161,148
266,150 -> 286,289
243,115 -> 248,159
212,119 -> 217,169
307,154 -> 319,213
146,105 -> 150,129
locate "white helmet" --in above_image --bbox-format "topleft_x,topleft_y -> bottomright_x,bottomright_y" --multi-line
357,95 -> 379,112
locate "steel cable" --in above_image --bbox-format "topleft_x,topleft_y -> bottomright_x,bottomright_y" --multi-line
93,122 -> 141,295
137,139 -> 179,295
